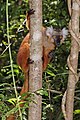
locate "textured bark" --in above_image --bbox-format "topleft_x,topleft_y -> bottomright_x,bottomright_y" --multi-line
28,0 -> 42,120
66,0 -> 79,120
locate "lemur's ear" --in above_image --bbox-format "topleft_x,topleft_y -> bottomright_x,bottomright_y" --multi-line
46,26 -> 54,37
61,28 -> 68,39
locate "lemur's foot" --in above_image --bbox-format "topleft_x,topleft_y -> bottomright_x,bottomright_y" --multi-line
27,58 -> 34,64
28,9 -> 35,15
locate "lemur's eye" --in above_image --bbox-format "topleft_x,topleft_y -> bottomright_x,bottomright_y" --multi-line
53,35 -> 56,38
60,35 -> 63,39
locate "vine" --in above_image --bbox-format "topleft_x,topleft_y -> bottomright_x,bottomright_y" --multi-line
62,0 -> 80,120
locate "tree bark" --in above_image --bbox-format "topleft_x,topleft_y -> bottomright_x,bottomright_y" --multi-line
66,0 -> 79,120
28,0 -> 42,120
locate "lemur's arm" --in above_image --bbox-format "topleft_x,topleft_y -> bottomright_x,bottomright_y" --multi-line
26,9 -> 35,30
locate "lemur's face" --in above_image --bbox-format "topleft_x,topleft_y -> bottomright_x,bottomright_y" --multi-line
52,34 -> 63,46
46,26 -> 68,47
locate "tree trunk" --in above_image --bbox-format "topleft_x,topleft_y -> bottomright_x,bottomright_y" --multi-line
28,0 -> 42,120
66,0 -> 79,120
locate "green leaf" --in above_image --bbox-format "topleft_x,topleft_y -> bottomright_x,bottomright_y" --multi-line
36,89 -> 48,96
74,109 -> 80,115
47,70 -> 56,76
7,98 -> 17,105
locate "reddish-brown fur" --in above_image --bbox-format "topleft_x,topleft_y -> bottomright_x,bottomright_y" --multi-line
17,27 -> 56,94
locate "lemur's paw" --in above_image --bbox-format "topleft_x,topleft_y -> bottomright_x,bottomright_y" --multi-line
27,58 -> 34,64
28,9 -> 35,15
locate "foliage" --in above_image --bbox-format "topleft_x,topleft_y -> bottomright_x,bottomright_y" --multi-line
0,0 -> 80,120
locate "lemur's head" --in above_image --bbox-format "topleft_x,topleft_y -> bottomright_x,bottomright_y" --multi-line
46,26 -> 68,46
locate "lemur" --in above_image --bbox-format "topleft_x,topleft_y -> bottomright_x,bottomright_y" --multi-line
6,9 -> 68,120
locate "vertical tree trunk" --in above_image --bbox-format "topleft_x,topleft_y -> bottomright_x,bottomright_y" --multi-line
66,0 -> 79,120
28,0 -> 42,120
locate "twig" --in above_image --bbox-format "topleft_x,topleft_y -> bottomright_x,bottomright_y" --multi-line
47,89 -> 62,94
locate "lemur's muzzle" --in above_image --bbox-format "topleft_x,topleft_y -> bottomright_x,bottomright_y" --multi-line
54,35 -> 63,47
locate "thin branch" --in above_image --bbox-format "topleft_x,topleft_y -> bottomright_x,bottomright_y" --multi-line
47,89 -> 62,94
0,43 -> 12,56
6,0 -> 22,119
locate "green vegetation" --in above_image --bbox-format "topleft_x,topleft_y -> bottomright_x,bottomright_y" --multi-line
0,0 -> 80,120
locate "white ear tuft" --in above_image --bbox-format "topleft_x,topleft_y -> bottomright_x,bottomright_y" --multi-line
62,28 -> 68,39
46,26 -> 54,37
